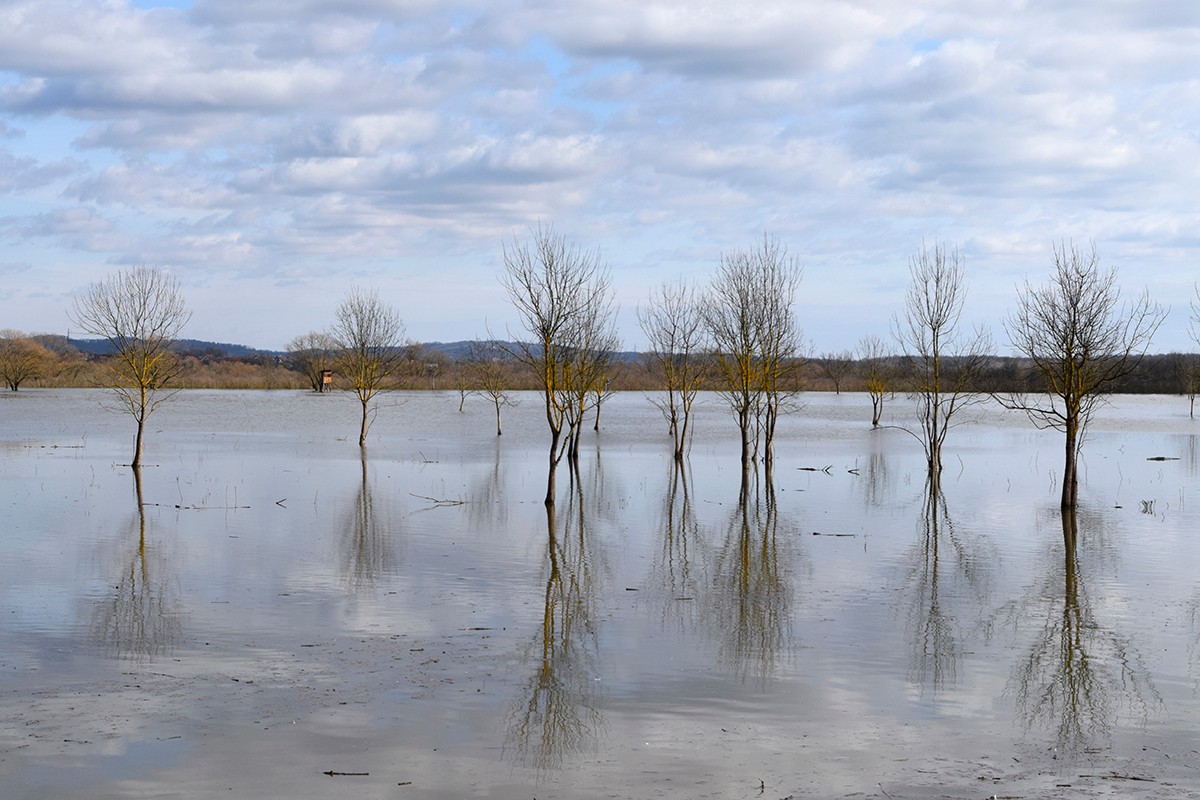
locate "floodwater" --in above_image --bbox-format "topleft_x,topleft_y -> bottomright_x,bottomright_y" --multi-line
2,388 -> 1200,799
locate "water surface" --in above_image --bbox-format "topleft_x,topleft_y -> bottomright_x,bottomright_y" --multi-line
2,389 -> 1199,798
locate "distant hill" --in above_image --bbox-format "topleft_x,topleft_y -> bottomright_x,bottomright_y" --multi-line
423,340 -> 644,364
64,337 -> 284,358
57,336 -> 645,363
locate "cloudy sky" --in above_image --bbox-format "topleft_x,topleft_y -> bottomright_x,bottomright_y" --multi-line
1,0 -> 1198,352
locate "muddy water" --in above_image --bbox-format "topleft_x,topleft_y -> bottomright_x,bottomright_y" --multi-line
3,389 -> 1200,798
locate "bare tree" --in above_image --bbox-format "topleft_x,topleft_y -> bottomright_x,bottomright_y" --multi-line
1180,354 -> 1200,420
857,334 -> 890,427
286,331 -> 337,393
703,235 -> 804,474
466,340 -> 518,435
502,223 -> 615,505
398,341 -> 447,389
0,330 -> 56,391
589,357 -> 622,432
638,279 -> 708,460
454,351 -> 473,412
817,350 -> 854,394
1004,242 -> 1165,509
892,242 -> 991,490
329,288 -> 406,447
562,296 -> 620,459
1184,287 -> 1200,420
70,265 -> 191,468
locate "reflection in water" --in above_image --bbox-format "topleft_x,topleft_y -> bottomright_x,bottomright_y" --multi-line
1186,434 -> 1200,489
861,448 -> 894,508
904,486 -> 990,694
340,454 -> 397,591
467,439 -> 509,531
651,460 -> 706,633
1009,510 -> 1159,753
90,468 -> 183,663
710,478 -> 793,685
505,483 -> 604,771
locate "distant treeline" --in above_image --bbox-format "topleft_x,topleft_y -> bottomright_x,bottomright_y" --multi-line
4,332 -> 1195,395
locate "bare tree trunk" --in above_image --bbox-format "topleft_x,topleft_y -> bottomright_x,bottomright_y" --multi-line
573,418 -> 585,462
133,421 -> 145,468
927,436 -> 942,496
359,398 -> 369,447
1062,420 -> 1078,509
545,429 -> 562,506
494,399 -> 503,436
738,405 -> 752,467
674,409 -> 688,462
764,400 -> 779,473
132,392 -> 148,468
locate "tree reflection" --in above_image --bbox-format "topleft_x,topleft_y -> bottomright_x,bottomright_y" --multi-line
861,447 -> 894,508
505,482 -> 603,770
340,453 -> 396,591
710,475 -> 793,684
904,485 -> 990,694
1185,432 -> 1200,477
651,460 -> 706,633
90,467 -> 183,663
467,439 -> 508,531
1008,510 -> 1158,753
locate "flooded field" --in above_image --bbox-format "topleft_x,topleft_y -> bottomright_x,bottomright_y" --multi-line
3,388 -> 1200,799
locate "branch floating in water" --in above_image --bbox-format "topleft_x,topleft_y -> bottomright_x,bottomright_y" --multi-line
409,493 -> 465,506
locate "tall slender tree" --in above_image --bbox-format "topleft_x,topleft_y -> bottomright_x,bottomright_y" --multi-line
893,242 -> 991,492
502,223 -> 616,505
466,340 -> 518,435
638,279 -> 708,460
703,235 -> 804,474
857,334 -> 891,427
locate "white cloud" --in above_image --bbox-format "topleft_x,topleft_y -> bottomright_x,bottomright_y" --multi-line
0,0 -> 1197,350
491,0 -> 906,78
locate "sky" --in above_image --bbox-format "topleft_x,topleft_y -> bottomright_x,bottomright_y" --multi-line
1,0 -> 1199,353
